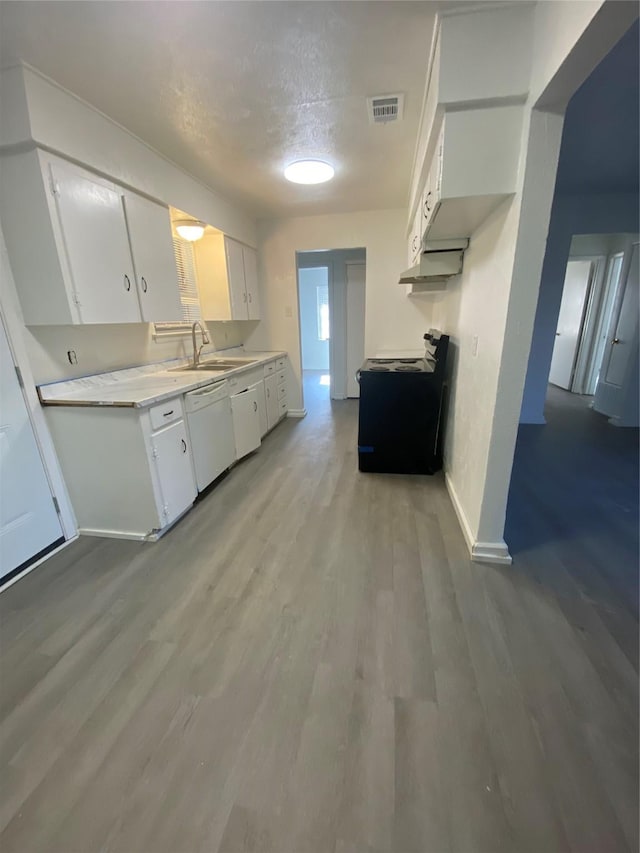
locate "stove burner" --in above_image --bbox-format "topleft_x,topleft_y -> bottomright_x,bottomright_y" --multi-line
398,358 -> 420,364
395,365 -> 421,372
370,359 -> 395,364
369,366 -> 390,372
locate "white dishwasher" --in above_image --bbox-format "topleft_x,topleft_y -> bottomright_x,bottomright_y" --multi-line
184,380 -> 236,492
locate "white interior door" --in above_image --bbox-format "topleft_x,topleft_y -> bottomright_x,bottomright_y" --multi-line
595,243 -> 639,417
346,263 -> 366,398
0,317 -> 63,581
549,260 -> 593,390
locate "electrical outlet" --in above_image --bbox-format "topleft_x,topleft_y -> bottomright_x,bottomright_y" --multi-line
67,349 -> 77,365
472,336 -> 478,357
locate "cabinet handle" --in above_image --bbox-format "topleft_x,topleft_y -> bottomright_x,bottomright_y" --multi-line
141,276 -> 148,293
163,409 -> 174,417
248,293 -> 252,302
124,274 -> 131,292
612,338 -> 621,345
243,292 -> 247,302
181,438 -> 187,453
266,388 -> 270,397
253,401 -> 258,412
423,192 -> 432,217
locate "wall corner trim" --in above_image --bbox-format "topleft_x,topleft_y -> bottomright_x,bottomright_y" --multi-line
444,472 -> 513,566
286,409 -> 307,419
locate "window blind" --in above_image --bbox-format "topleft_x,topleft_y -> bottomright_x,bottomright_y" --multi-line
154,238 -> 202,337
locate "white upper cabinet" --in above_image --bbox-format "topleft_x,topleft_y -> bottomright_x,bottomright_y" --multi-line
50,158 -> 140,324
0,149 -> 182,326
225,236 -> 248,319
407,4 -> 532,246
242,245 -> 260,320
194,233 -> 261,321
123,192 -> 182,322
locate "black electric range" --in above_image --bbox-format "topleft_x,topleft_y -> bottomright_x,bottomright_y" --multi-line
356,336 -> 449,475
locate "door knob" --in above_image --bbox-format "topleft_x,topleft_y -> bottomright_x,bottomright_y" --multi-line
555,332 -> 560,336
612,338 -> 621,344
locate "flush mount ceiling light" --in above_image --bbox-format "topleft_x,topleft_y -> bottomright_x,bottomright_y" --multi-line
174,220 -> 206,241
284,159 -> 335,185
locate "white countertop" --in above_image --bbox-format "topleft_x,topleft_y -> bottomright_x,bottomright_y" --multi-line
38,351 -> 287,409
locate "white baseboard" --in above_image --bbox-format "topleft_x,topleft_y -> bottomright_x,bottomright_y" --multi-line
470,541 -> 512,565
79,527 -> 148,541
0,536 -> 78,593
444,474 -> 512,566
287,409 -> 307,418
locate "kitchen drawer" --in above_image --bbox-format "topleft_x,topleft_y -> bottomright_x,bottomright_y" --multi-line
227,366 -> 263,392
276,370 -> 286,385
278,399 -> 288,417
276,357 -> 286,370
149,397 -> 184,431
277,384 -> 286,401
263,361 -> 275,377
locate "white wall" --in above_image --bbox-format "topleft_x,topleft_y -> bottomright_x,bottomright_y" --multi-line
0,64 -> 260,386
23,320 -> 249,386
435,194 -> 521,543
246,209 -> 436,411
298,267 -> 329,371
520,193 -> 639,423
0,225 -> 76,539
430,1 -> 636,561
0,65 -> 256,245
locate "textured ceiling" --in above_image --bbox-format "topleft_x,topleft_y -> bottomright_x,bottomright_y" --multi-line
0,1 -> 438,219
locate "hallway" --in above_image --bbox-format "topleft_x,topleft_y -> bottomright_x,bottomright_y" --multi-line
0,380 -> 637,852
506,384 -> 639,661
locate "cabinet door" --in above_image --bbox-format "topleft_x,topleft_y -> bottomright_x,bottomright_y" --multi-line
225,237 -> 249,320
152,420 -> 196,525
264,373 -> 280,430
231,389 -> 261,459
243,246 -> 261,320
421,171 -> 434,236
123,193 -> 182,322
410,207 -> 422,265
49,160 -> 140,324
249,380 -> 268,437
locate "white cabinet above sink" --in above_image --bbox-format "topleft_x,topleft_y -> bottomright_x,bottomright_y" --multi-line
0,149 -> 182,325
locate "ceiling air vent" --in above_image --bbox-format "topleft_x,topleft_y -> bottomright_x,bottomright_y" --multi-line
367,94 -> 404,125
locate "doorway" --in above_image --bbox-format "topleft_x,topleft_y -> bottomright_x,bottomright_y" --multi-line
296,249 -> 366,403
297,264 -> 331,400
549,234 -> 637,412
0,313 -> 65,585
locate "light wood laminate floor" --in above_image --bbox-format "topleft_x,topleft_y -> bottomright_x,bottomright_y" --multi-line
1,374 -> 637,853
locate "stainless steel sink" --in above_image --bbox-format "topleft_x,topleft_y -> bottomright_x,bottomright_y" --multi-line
171,357 -> 258,373
171,364 -> 230,373
207,358 -> 258,366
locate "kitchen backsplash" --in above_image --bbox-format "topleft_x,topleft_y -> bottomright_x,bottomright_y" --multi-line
26,320 -> 254,385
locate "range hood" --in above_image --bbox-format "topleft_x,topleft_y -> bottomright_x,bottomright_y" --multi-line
399,239 -> 469,290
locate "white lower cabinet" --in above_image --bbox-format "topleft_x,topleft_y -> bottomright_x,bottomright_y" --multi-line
45,395 -> 196,540
249,380 -> 268,437
150,418 -> 196,525
264,373 -> 280,431
230,388 -> 261,459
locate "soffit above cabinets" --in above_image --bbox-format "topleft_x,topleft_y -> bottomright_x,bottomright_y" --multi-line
0,0 -> 444,218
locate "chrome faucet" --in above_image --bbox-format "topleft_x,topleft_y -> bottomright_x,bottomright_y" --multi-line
191,321 -> 210,368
